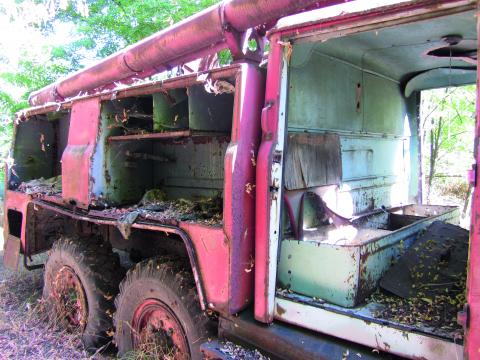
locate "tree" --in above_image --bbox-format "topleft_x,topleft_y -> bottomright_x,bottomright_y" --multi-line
421,85 -> 476,203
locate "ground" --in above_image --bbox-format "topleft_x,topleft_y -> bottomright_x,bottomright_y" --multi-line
0,231 -> 96,359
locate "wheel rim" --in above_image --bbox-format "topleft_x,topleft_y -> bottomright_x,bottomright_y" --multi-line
51,265 -> 88,331
132,299 -> 190,359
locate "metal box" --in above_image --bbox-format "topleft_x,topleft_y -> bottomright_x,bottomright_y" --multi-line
277,204 -> 459,307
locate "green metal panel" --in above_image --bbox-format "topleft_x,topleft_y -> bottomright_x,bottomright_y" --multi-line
188,85 -> 234,132
12,116 -> 60,183
363,73 -> 404,135
288,52 -> 362,132
91,100 -> 153,205
153,138 -> 228,199
152,89 -> 188,132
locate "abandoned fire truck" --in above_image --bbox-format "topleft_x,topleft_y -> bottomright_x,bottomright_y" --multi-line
3,0 -> 480,358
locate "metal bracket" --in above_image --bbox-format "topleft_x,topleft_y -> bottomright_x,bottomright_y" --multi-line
220,3 -> 265,62
23,254 -> 44,271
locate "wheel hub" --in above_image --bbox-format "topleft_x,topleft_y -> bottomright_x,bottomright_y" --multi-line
51,265 -> 88,331
132,299 -> 190,359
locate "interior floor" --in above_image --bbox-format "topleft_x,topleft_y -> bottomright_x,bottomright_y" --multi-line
276,290 -> 462,343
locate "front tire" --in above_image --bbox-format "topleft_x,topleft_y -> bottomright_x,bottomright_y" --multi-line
43,236 -> 124,350
114,258 -> 211,360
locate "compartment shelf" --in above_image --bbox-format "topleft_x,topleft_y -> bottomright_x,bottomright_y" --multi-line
108,130 -> 232,142
108,130 -> 191,142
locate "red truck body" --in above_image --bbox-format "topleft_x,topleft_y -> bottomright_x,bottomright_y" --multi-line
4,0 -> 480,359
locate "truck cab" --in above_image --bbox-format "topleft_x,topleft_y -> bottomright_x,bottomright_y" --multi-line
3,0 -> 480,359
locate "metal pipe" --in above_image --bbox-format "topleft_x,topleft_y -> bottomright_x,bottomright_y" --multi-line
29,0 -> 347,106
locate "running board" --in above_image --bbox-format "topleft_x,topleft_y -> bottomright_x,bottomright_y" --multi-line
274,297 -> 464,360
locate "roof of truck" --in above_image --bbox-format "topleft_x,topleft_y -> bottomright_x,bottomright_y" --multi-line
273,0 -> 474,33
273,0 -> 477,92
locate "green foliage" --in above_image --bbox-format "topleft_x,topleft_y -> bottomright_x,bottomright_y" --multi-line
56,0 -> 220,58
421,85 -> 476,201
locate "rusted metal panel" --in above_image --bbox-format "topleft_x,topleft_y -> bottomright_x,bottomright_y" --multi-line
223,64 -> 264,314
61,98 -> 101,207
3,191 -> 30,254
153,137 -> 228,200
180,222 -> 230,313
3,235 -> 21,270
275,296 -> 464,359
255,35 -> 286,323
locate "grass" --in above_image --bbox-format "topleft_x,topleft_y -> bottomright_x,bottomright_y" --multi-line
0,253 -> 95,359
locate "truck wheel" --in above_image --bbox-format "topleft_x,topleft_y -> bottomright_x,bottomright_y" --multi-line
114,258 -> 211,360
43,236 -> 124,351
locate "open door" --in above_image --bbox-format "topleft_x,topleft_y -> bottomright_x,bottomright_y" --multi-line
466,10 -> 480,358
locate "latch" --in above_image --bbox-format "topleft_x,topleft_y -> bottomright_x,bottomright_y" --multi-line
467,164 -> 476,187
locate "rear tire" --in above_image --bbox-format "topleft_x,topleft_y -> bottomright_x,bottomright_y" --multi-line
43,235 -> 124,351
114,257 -> 211,360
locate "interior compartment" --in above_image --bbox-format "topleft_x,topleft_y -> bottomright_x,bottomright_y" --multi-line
276,7 -> 476,346
9,111 -> 70,194
89,81 -> 235,224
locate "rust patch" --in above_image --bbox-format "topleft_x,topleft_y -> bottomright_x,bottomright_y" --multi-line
276,303 -> 287,316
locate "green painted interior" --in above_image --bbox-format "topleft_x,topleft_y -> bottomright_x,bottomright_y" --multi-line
92,100 -> 154,205
292,10 -> 477,84
11,113 -> 69,187
188,85 -> 234,132
289,50 -> 406,135
287,44 -> 414,215
152,89 -> 188,131
405,68 -> 476,97
91,85 -> 232,205
279,8 -> 476,308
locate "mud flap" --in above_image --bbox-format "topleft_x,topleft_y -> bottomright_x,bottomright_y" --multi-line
3,234 -> 21,270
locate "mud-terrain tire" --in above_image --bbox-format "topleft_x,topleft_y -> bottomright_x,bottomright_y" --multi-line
43,235 -> 124,351
114,257 -> 211,360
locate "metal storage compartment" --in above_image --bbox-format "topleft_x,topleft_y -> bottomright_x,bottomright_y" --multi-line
277,204 -> 459,307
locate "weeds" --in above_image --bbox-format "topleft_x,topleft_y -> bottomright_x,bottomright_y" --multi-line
0,263 -> 93,359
